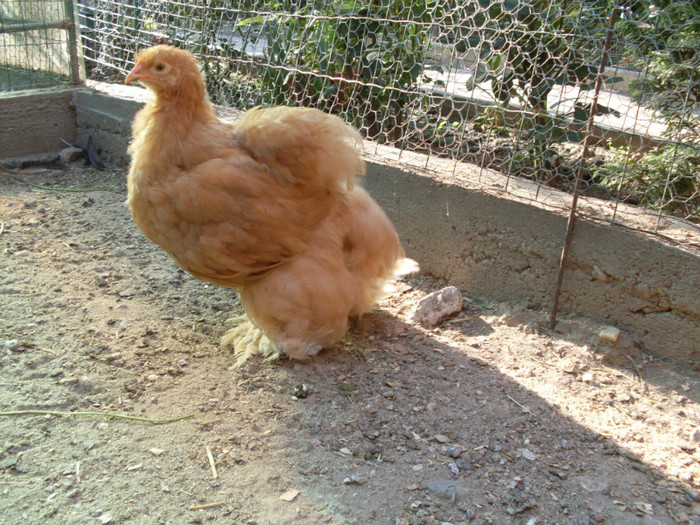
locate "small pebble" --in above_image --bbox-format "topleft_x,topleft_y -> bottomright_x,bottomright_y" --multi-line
599,326 -> 621,342
446,446 -> 463,459
519,448 -> 537,461
343,474 -> 365,485
581,372 -> 594,383
60,146 -> 84,164
279,489 -> 300,502
426,479 -> 469,501
4,339 -> 19,351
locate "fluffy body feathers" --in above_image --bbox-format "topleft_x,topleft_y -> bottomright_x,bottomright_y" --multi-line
125,45 -> 410,362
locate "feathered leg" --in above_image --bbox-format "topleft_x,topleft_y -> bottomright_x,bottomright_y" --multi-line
221,315 -> 281,366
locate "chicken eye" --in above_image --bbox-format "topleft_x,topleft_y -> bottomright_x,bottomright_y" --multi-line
154,63 -> 166,72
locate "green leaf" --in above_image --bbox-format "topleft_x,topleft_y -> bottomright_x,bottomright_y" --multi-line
604,76 -> 625,85
236,16 -> 265,27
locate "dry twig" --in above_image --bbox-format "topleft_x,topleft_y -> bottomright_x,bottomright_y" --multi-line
206,445 -> 218,479
506,394 -> 532,414
189,502 -> 225,511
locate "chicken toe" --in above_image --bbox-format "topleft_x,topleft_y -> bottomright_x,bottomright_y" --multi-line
221,315 -> 280,366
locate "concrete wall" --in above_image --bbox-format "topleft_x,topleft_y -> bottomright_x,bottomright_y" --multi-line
0,88 -> 76,157
366,163 -> 700,368
73,82 -> 150,166
7,82 -> 700,368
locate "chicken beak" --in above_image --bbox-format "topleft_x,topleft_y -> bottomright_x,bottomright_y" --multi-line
125,62 -> 144,85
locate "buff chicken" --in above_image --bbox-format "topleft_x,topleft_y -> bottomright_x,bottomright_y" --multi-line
124,45 -> 414,363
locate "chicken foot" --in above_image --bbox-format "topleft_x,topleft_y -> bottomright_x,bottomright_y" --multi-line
221,315 -> 281,366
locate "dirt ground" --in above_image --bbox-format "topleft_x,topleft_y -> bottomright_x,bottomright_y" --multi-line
1,164 -> 700,525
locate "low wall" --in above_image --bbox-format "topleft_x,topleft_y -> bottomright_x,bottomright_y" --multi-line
10,82 -> 700,368
0,88 -> 76,157
365,159 -> 699,368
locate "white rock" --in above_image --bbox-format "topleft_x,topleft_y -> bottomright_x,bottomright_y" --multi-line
519,448 -> 537,461
581,372 -> 594,383
343,474 -> 365,485
599,326 -> 621,343
60,146 -> 84,164
690,428 -> 700,442
279,489 -> 300,502
409,286 -> 463,328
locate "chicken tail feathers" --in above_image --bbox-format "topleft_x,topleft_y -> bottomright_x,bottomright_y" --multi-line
234,106 -> 364,192
393,257 -> 420,277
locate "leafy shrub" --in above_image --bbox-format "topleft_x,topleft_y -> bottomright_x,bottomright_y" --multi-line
462,0 -> 600,116
596,0 -> 700,221
248,0 -> 437,141
594,144 -> 699,220
616,0 -> 699,141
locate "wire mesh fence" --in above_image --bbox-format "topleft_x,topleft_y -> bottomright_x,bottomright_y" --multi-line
74,0 -> 698,243
0,0 -> 81,91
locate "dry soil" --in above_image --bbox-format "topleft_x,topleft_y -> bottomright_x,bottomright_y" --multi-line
1,165 -> 700,525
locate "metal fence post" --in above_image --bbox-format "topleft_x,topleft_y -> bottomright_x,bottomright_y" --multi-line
549,7 -> 620,330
